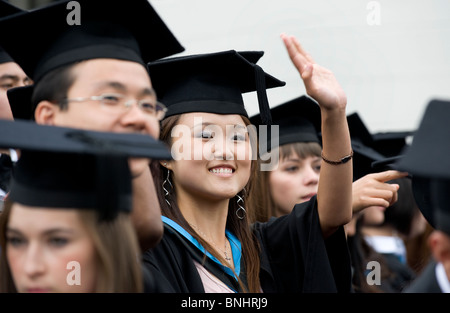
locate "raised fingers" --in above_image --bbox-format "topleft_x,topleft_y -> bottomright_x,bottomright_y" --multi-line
281,33 -> 311,76
291,35 -> 315,64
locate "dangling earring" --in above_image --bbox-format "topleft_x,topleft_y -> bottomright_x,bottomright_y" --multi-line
235,188 -> 246,220
162,169 -> 173,206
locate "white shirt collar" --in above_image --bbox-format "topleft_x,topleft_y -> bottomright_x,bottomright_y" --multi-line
364,235 -> 406,255
435,262 -> 450,293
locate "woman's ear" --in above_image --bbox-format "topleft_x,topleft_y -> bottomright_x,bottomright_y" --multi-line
428,230 -> 450,263
34,101 -> 57,125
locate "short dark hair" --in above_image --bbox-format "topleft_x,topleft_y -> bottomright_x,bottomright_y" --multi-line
31,62 -> 79,111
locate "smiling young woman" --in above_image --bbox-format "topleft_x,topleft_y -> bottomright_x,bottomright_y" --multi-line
142,39 -> 354,293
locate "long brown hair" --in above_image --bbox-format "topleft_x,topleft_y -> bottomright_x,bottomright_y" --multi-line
0,200 -> 143,293
152,114 -> 261,293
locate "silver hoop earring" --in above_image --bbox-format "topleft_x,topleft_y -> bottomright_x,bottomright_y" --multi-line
235,189 -> 246,220
162,169 -> 173,206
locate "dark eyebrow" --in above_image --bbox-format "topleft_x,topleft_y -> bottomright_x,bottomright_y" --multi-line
191,122 -> 211,130
283,157 -> 302,163
95,81 -> 127,92
191,122 -> 247,129
233,125 -> 247,131
140,87 -> 156,98
282,155 -> 321,163
95,81 -> 156,98
6,228 -> 22,236
0,74 -> 19,81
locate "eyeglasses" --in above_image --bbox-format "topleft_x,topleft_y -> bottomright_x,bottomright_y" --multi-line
62,93 -> 168,121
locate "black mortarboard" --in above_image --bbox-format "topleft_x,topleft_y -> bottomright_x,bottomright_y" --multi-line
0,0 -> 184,83
371,131 -> 413,158
7,85 -> 33,120
371,155 -> 405,172
0,119 -> 172,221
0,1 -> 21,19
395,99 -> 450,235
0,1 -> 23,64
395,100 -> 450,179
347,112 -> 373,147
347,112 -> 386,180
238,51 -> 264,64
250,95 -> 321,152
147,50 -> 286,125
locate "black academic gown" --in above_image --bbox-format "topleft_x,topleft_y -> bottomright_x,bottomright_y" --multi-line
143,195 -> 352,293
403,260 -> 443,293
0,154 -> 13,193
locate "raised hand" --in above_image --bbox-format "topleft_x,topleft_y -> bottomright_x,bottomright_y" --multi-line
281,33 -> 347,112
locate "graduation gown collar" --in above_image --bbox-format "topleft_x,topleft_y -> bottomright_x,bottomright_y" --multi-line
162,216 -> 242,279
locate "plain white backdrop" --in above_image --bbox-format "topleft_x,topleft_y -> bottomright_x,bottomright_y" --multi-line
150,0 -> 450,133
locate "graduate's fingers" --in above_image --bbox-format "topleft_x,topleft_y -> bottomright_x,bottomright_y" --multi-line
371,185 -> 399,201
291,35 -> 315,64
389,184 -> 399,206
281,33 -> 311,75
365,199 -> 391,209
369,182 -> 399,207
352,173 -> 401,214
370,170 -> 409,183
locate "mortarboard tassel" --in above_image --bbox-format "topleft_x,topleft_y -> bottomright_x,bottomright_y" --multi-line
254,64 -> 273,126
95,155 -> 132,222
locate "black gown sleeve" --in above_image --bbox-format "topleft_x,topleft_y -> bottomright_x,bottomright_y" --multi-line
142,225 -> 206,293
253,195 -> 352,293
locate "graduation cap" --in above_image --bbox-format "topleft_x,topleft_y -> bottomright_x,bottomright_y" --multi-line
0,1 -> 22,19
0,119 -> 172,221
394,99 -> 450,235
0,0 -> 184,83
0,0 -> 23,64
238,51 -> 264,64
347,112 -> 373,147
347,112 -> 386,180
371,155 -> 405,172
147,50 -> 286,125
6,85 -> 33,120
249,95 -> 321,152
371,131 -> 413,158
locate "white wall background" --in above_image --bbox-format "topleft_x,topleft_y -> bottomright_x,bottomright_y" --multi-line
150,0 -> 450,133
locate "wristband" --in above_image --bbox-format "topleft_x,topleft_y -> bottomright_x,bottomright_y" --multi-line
321,150 -> 353,165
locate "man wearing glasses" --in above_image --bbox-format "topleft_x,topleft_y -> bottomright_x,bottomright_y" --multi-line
0,0 -> 184,251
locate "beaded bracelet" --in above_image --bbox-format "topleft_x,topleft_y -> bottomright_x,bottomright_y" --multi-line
321,150 -> 353,165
